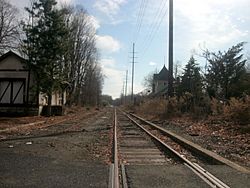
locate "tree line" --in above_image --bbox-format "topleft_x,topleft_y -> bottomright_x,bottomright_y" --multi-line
171,42 -> 250,119
140,42 -> 250,121
0,0 -> 103,114
176,42 -> 249,102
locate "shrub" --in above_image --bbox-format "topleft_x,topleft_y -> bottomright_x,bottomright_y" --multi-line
134,95 -> 250,123
135,98 -> 167,117
179,92 -> 193,113
166,96 -> 180,116
135,97 -> 183,118
210,98 -> 224,116
223,96 -> 250,124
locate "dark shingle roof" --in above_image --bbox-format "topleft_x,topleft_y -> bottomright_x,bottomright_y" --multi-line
0,50 -> 26,63
154,65 -> 169,81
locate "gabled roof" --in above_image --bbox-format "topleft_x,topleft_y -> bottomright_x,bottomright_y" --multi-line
154,65 -> 169,81
0,50 -> 26,63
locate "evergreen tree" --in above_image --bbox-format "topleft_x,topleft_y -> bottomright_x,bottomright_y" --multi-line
205,42 -> 247,99
22,0 -> 69,115
180,56 -> 203,99
177,56 -> 203,112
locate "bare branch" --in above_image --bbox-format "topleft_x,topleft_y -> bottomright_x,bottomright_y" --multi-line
0,0 -> 19,54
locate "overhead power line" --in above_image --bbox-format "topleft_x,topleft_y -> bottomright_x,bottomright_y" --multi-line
138,0 -> 168,56
133,0 -> 149,44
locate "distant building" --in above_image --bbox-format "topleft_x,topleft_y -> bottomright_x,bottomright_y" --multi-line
152,65 -> 169,96
0,51 -> 66,116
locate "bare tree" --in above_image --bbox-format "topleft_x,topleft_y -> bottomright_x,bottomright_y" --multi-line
142,69 -> 158,92
63,7 -> 103,106
0,0 -> 19,54
83,62 -> 103,106
174,60 -> 182,79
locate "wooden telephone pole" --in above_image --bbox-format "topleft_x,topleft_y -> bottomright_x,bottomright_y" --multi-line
131,43 -> 135,102
168,0 -> 174,97
125,70 -> 128,103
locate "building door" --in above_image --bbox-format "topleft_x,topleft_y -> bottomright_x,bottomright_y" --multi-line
0,79 -> 25,105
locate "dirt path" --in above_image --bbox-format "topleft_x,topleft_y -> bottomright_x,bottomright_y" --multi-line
0,107 -> 113,187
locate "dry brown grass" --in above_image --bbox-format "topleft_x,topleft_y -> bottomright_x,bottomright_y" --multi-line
134,95 -> 250,124
134,97 -> 183,119
135,98 -> 167,118
210,98 -> 224,116
223,96 -> 250,124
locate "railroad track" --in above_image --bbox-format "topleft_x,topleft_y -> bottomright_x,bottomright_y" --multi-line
109,108 -> 234,188
118,110 -> 175,165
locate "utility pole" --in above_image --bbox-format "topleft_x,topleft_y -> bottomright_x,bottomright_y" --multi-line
125,70 -> 128,103
131,43 -> 135,102
122,79 -> 125,104
168,0 -> 174,97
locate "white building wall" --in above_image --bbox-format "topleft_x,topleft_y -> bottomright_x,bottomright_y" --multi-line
155,80 -> 168,93
39,91 -> 66,106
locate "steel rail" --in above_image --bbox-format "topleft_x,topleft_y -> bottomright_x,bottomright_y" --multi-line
123,112 -> 230,188
109,108 -> 119,188
121,164 -> 128,188
129,112 -> 250,174
111,108 -> 119,188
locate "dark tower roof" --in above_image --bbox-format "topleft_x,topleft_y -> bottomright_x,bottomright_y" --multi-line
0,50 -> 26,63
154,65 -> 169,81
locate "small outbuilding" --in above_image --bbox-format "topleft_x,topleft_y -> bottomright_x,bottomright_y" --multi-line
0,51 -> 38,115
0,51 -> 66,116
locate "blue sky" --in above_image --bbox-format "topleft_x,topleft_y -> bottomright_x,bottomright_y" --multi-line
11,0 -> 250,99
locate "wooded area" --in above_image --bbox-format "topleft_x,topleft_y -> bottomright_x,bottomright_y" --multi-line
138,42 -> 250,124
175,42 -> 250,113
0,0 -> 104,116
1,0 -> 250,120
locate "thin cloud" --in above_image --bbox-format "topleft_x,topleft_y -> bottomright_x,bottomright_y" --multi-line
176,0 -> 249,49
149,61 -> 157,66
93,0 -> 127,24
100,58 -> 116,67
95,35 -> 121,53
94,0 -> 127,16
